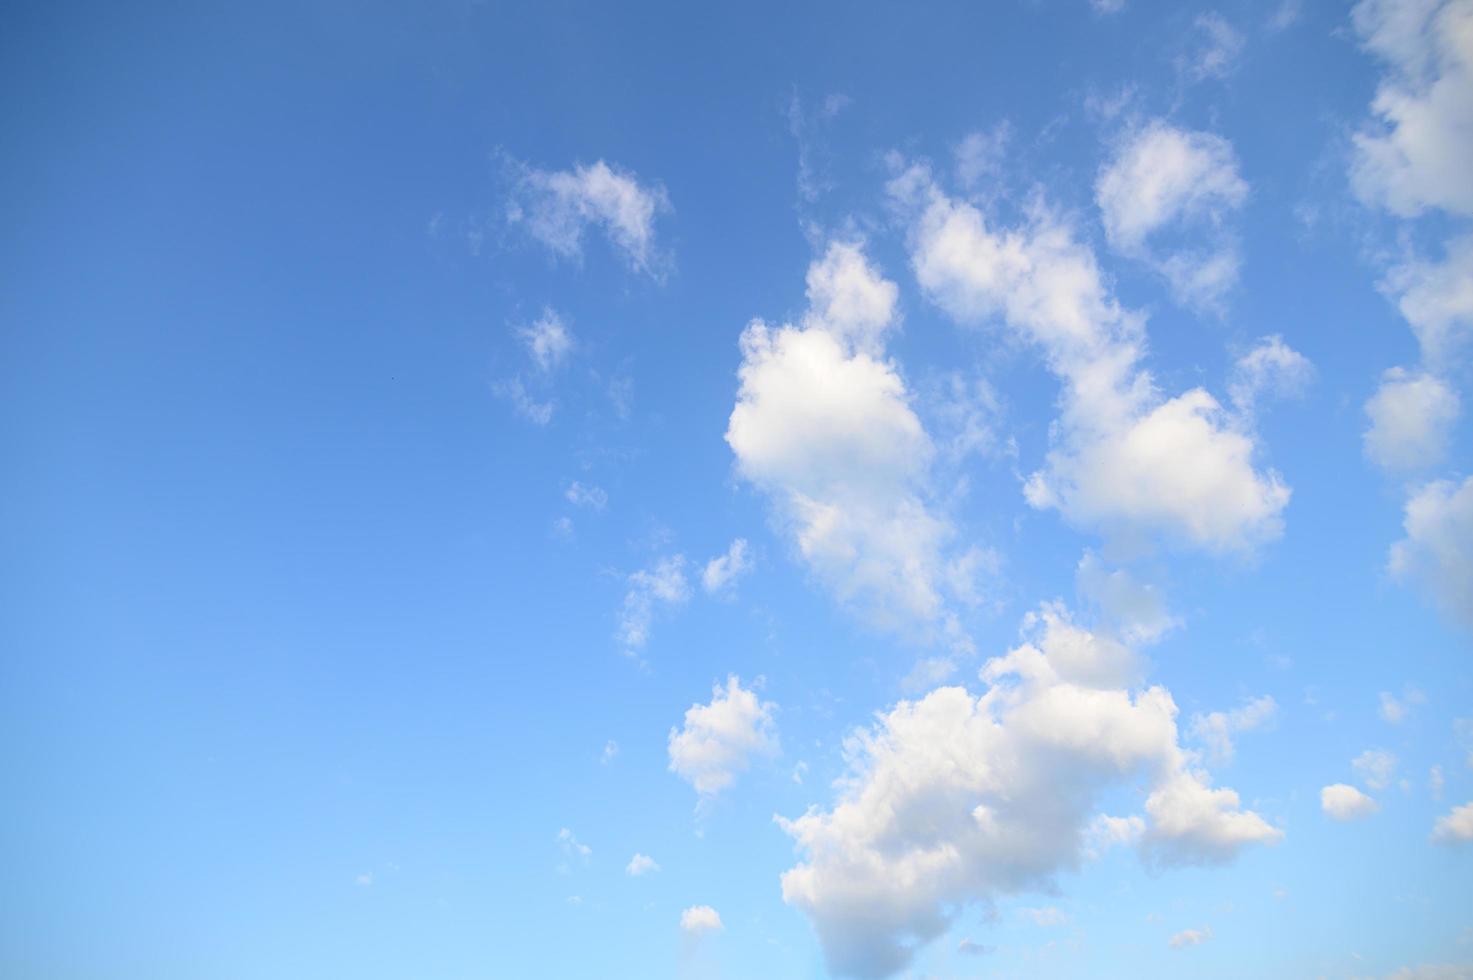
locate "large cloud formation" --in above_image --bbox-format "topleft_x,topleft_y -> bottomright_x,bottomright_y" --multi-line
889,163 -> 1290,554
778,606 -> 1280,978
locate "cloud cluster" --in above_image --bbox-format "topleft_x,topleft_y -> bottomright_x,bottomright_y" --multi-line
726,241 -> 979,648
1096,121 -> 1248,310
668,676 -> 779,799
1189,694 -> 1278,765
777,606 -> 1279,978
890,163 -> 1291,554
505,158 -> 671,275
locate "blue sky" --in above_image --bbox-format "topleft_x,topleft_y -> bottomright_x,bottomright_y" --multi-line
3,1 -> 1473,977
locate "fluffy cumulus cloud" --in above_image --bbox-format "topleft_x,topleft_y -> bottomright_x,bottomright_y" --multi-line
626,853 -> 659,876
1389,476 -> 1473,627
1386,234 -> 1473,363
1353,748 -> 1399,790
1321,783 -> 1379,821
1077,551 -> 1177,645
679,905 -> 723,933
777,605 -> 1279,978
617,555 -> 691,655
726,241 -> 977,647
1189,695 -> 1278,765
668,676 -> 779,799
1350,0 -> 1473,218
505,157 -> 671,275
1365,369 -> 1462,470
1096,121 -> 1248,310
1431,801 -> 1473,843
701,538 -> 753,595
891,163 -> 1289,554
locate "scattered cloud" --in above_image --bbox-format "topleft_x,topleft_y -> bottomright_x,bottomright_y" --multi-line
891,162 -> 1289,554
1096,121 -> 1249,311
1379,685 -> 1427,724
702,538 -> 754,595
1364,369 -> 1461,471
1322,783 -> 1379,821
1182,13 -> 1244,82
1189,695 -> 1278,765
493,376 -> 556,425
1389,476 -> 1473,628
1077,551 -> 1177,644
626,853 -> 660,876
517,308 -> 575,372
617,555 -> 692,655
1431,801 -> 1473,843
565,481 -> 609,511
668,675 -> 779,800
505,157 -> 672,275
557,828 -> 592,868
680,905 -> 723,933
1229,336 -> 1314,416
1169,926 -> 1214,949
1354,748 -> 1399,790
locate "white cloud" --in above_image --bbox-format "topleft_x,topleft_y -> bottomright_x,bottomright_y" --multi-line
680,905 -> 724,933
557,827 -> 592,863
1354,748 -> 1399,790
1020,905 -> 1069,926
1189,695 -> 1278,765
505,158 -> 671,275
1084,812 -> 1146,858
601,740 -> 619,764
892,163 -> 1288,554
955,122 -> 1012,190
1321,783 -> 1379,821
1364,369 -> 1461,471
1096,121 -> 1248,310
1431,764 -> 1446,798
354,872 -> 373,887
727,240 -> 974,647
493,376 -> 555,425
1169,926 -> 1214,949
1076,551 -> 1176,644
1386,966 -> 1473,980
565,481 -> 608,511
626,853 -> 660,876
1229,336 -> 1314,415
517,309 -> 574,372
1350,0 -> 1473,217
1184,12 -> 1244,82
1385,234 -> 1473,363
668,675 -> 779,799
1389,476 -> 1473,627
1431,801 -> 1473,843
617,555 -> 691,654
777,605 -> 1278,978
702,538 -> 754,595
1090,0 -> 1126,14
1379,685 -> 1428,723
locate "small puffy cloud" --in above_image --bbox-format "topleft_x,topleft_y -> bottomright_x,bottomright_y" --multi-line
493,376 -> 555,425
1077,551 -> 1176,644
892,163 -> 1288,555
626,853 -> 660,876
1354,749 -> 1399,790
1379,685 -> 1427,724
557,828 -> 592,864
354,872 -> 374,887
1096,121 -> 1248,310
1084,813 -> 1147,859
505,157 -> 672,275
1364,369 -> 1461,471
1389,476 -> 1473,628
1431,801 -> 1473,843
778,605 -> 1278,978
680,905 -> 723,933
957,938 -> 996,955
1229,336 -> 1314,415
617,555 -> 691,654
1322,783 -> 1379,821
601,740 -> 619,764
1350,0 -> 1473,217
1169,926 -> 1214,949
565,481 -> 608,511
517,309 -> 574,372
955,122 -> 1012,190
1184,12 -> 1244,81
1385,234 -> 1473,363
702,538 -> 754,595
802,240 -> 901,355
1431,764 -> 1446,798
1189,695 -> 1278,765
668,676 -> 779,799
1021,906 -> 1069,927
1090,0 -> 1126,14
